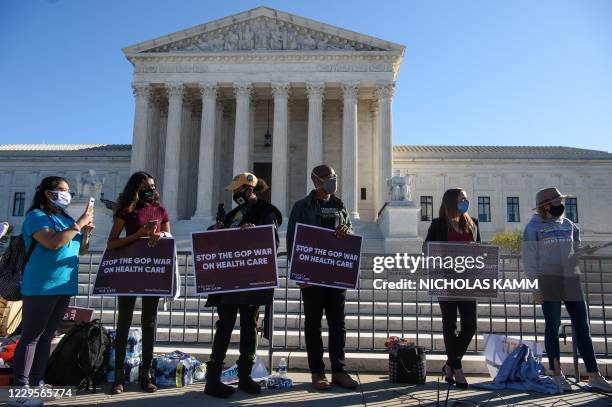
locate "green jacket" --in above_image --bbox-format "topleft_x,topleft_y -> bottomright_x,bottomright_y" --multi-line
286,190 -> 352,260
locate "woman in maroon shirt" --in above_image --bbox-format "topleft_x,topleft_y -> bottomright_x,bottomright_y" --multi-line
424,188 -> 480,389
106,171 -> 171,395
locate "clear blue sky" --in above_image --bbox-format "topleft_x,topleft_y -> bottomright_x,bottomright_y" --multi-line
1,0 -> 611,151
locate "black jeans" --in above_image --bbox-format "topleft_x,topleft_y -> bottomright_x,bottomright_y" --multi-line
115,296 -> 159,371
301,285 -> 347,374
13,295 -> 71,386
209,304 -> 259,375
439,300 -> 477,370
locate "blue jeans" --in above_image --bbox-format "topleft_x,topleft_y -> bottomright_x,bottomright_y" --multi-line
541,300 -> 598,373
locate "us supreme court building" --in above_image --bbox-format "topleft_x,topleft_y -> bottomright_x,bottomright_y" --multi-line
2,7 -> 612,250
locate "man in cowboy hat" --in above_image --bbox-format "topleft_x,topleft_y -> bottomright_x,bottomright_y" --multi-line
523,187 -> 612,393
203,172 -> 282,398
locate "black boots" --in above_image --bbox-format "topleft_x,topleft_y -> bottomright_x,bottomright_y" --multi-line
139,367 -> 157,393
204,361 -> 236,398
237,360 -> 261,395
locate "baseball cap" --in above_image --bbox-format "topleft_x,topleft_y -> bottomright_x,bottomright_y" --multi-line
225,172 -> 258,192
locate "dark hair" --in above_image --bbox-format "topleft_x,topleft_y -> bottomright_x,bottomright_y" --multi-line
113,171 -> 160,216
254,178 -> 270,194
439,188 -> 474,233
27,176 -> 71,216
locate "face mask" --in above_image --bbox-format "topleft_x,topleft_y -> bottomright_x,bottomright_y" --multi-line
548,203 -> 565,218
313,173 -> 337,195
49,190 -> 72,209
233,190 -> 250,206
140,188 -> 155,202
457,199 -> 470,214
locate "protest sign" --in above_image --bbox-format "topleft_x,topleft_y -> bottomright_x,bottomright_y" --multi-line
425,242 -> 499,298
93,238 -> 176,296
191,225 -> 278,294
63,306 -> 95,323
483,334 -> 543,378
289,223 -> 363,289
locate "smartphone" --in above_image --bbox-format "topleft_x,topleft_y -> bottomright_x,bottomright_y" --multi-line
88,197 -> 95,211
147,220 -> 158,229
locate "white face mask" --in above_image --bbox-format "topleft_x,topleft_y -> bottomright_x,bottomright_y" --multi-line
49,190 -> 72,209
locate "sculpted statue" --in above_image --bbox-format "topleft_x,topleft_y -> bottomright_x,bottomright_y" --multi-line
286,31 -> 298,50
254,20 -> 270,49
270,26 -> 285,50
76,169 -> 105,200
387,171 -> 411,202
299,33 -> 316,50
161,16 -> 386,53
224,30 -> 239,51
239,25 -> 254,50
317,37 -> 330,50
210,34 -> 225,51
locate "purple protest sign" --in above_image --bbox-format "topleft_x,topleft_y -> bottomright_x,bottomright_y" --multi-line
425,242 -> 500,298
191,225 -> 278,294
289,223 -> 363,289
93,238 -> 176,296
63,306 -> 95,323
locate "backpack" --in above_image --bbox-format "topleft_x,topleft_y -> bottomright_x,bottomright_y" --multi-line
45,319 -> 111,393
0,235 -> 37,301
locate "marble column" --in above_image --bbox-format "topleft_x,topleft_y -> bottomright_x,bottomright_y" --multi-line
130,83 -> 151,174
162,82 -> 184,220
145,94 -> 161,178
341,81 -> 360,219
232,82 -> 253,175
376,82 -> 395,210
193,83 -> 218,219
249,100 -> 257,171
305,82 -> 325,193
271,82 -> 290,215
213,102 -> 224,207
178,99 -> 192,219
370,101 -> 380,218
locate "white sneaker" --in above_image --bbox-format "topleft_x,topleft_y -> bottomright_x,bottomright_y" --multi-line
553,375 -> 572,393
588,375 -> 612,393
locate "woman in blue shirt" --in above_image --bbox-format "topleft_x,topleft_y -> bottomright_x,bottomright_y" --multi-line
12,176 -> 94,390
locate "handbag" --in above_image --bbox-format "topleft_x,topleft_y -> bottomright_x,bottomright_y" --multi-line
388,341 -> 426,384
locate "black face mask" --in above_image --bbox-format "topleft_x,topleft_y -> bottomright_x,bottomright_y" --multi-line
233,191 -> 249,206
140,188 -> 155,202
548,203 -> 565,218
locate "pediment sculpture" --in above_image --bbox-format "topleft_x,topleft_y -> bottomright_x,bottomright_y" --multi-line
148,16 -> 387,53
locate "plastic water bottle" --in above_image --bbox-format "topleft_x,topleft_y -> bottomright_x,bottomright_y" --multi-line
278,358 -> 287,377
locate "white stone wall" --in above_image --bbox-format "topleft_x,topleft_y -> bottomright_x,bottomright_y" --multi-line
3,150 -> 611,242
0,156 -> 130,233
394,159 -> 612,241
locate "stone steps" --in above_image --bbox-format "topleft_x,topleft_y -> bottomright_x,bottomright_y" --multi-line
71,295 -> 612,318
75,253 -> 612,375
76,282 -> 612,303
86,308 -> 612,336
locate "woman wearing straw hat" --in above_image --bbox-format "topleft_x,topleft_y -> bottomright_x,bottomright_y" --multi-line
523,187 -> 612,393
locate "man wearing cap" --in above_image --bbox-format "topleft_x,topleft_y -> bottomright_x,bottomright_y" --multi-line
523,187 -> 612,393
287,164 -> 358,391
204,172 -> 282,398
